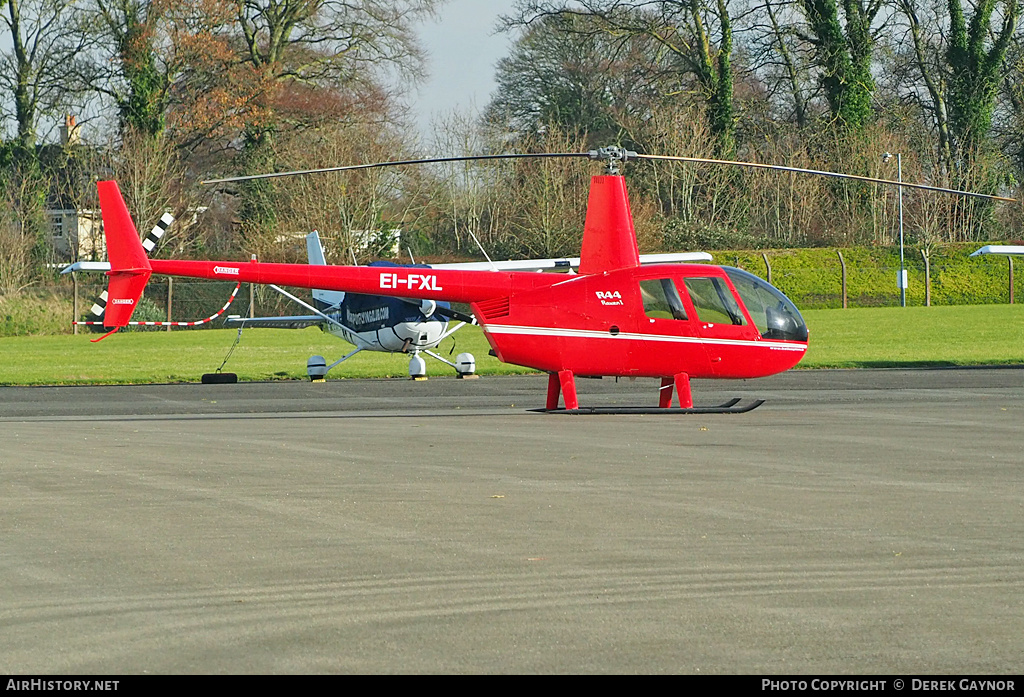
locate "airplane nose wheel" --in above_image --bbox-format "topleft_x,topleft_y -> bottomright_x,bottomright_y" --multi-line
408,353 -> 427,380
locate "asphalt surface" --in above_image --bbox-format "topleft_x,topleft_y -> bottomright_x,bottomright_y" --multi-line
1,369 -> 1022,674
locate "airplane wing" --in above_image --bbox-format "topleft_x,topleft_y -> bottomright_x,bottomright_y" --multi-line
224,315 -> 324,330
971,245 -> 1024,256
431,251 -> 712,271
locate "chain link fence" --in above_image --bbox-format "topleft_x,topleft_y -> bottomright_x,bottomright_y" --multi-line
66,278 -> 309,334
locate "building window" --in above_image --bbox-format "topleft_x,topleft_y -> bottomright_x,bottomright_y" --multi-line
50,213 -> 65,238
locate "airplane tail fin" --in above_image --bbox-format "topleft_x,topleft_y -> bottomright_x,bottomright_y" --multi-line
307,231 -> 345,310
97,181 -> 152,331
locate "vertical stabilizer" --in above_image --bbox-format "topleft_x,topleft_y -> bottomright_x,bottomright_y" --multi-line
577,175 -> 640,276
97,181 -> 152,328
306,231 -> 345,310
306,230 -> 328,265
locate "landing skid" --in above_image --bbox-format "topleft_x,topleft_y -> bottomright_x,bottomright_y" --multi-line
531,398 -> 765,415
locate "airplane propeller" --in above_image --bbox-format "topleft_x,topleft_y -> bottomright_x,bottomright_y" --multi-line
422,302 -> 475,324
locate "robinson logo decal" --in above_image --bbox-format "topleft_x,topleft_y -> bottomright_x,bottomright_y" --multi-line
214,266 -> 240,276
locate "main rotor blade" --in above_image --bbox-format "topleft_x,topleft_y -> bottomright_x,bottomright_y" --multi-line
202,152 -> 591,184
635,154 -> 1016,203
203,147 -> 1015,203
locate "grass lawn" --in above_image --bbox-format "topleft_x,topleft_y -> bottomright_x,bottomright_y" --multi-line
801,304 -> 1024,368
0,324 -> 534,385
1,304 -> 1022,385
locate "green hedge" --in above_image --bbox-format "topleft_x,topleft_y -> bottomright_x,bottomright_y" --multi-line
0,291 -> 75,336
721,243 -> 1021,309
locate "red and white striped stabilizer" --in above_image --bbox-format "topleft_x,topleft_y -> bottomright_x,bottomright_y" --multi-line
74,283 -> 241,331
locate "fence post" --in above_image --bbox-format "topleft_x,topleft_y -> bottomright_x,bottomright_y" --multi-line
72,271 -> 79,335
921,249 -> 931,307
166,277 -> 173,331
1010,257 -> 1015,305
837,250 -> 847,309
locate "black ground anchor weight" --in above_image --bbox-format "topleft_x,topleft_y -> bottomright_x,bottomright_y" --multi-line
201,372 -> 238,384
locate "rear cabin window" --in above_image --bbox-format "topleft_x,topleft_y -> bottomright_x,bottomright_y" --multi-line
683,277 -> 746,325
639,279 -> 688,320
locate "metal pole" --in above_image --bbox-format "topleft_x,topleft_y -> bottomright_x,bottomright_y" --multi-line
898,153 -> 906,308
72,271 -> 79,335
921,249 -> 931,307
1010,257 -> 1015,305
837,250 -> 847,309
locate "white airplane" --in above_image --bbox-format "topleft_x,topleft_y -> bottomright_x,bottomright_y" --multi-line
228,232 -> 713,380
227,231 -> 479,380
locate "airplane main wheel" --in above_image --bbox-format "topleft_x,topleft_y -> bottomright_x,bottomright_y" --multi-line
307,355 -> 328,382
455,352 -> 477,378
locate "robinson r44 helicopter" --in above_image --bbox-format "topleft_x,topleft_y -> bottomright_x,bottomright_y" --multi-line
89,146 -> 1006,412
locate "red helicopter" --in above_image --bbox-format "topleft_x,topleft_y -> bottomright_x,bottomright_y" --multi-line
94,147 -> 810,413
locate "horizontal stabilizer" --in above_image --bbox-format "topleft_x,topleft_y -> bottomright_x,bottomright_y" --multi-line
971,245 -> 1024,256
61,261 -> 112,274
225,315 -> 324,330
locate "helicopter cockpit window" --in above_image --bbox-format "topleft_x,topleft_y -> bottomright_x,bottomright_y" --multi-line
722,266 -> 808,342
639,279 -> 688,320
683,277 -> 746,326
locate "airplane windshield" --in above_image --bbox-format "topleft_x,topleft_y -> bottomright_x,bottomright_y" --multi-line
723,267 -> 808,342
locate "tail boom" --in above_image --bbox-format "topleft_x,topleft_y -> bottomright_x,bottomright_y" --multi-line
147,259 -> 514,305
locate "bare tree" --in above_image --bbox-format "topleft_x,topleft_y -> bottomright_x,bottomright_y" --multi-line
0,0 -> 87,162
0,176 -> 37,293
266,120 -> 425,264
486,12 -> 676,146
739,0 -> 816,129
506,0 -> 738,155
76,0 -> 241,141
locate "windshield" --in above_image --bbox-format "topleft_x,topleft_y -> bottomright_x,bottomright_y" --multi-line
723,267 -> 808,342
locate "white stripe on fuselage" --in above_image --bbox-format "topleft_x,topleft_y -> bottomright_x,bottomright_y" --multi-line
483,324 -> 806,351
